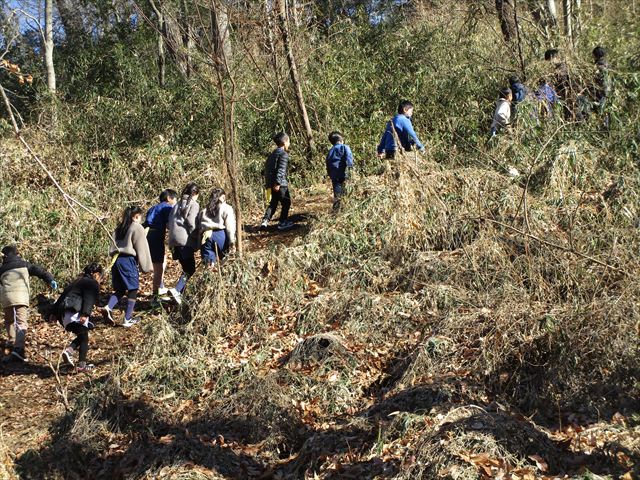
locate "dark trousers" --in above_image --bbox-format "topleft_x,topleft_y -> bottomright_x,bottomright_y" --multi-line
330,177 -> 345,210
65,322 -> 89,362
263,187 -> 291,223
173,246 -> 196,276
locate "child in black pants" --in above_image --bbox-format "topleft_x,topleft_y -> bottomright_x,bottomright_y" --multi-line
260,132 -> 294,231
54,263 -> 103,372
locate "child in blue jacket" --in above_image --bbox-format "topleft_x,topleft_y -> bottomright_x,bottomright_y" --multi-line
326,131 -> 354,211
144,189 -> 177,301
377,100 -> 425,159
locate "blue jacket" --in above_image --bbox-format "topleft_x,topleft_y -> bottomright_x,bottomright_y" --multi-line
326,143 -> 354,180
145,202 -> 173,230
511,82 -> 527,103
377,114 -> 424,154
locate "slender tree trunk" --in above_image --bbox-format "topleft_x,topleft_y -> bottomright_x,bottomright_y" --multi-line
573,0 -> 581,41
513,0 -> 526,79
44,0 -> 56,92
495,0 -> 517,42
276,0 -> 314,161
211,0 -> 243,256
563,0 -> 572,41
149,0 -> 166,87
180,0 -> 193,78
211,1 -> 232,69
547,0 -> 558,25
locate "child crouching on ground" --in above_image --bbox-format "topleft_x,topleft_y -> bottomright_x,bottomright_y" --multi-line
103,206 -> 152,327
199,188 -> 236,267
326,131 -> 354,211
55,263 -> 103,372
144,188 -> 177,302
490,87 -> 513,137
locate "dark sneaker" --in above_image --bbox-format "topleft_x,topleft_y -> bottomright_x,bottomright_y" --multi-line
10,349 -> 28,362
102,307 -> 116,326
277,220 -> 295,231
62,347 -> 75,366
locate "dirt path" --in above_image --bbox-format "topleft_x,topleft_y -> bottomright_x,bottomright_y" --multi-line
0,188 -> 332,459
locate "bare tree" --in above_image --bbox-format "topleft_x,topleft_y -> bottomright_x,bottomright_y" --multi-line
149,0 -> 167,86
276,0 -> 314,161
44,0 -> 55,92
495,0 -> 517,42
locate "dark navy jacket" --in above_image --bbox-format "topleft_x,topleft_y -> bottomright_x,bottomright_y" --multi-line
511,82 -> 527,103
326,143 -> 354,180
144,202 -> 173,230
264,147 -> 289,188
377,114 -> 424,154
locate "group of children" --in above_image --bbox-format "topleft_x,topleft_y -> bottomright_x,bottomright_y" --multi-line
0,99 -> 433,371
490,45 -> 611,137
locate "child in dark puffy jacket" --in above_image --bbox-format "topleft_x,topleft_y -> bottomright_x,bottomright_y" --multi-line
1,245 -> 57,362
261,132 -> 294,231
54,263 -> 103,372
326,131 -> 354,211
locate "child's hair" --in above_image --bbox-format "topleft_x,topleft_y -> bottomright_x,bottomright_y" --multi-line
398,100 -> 414,114
83,263 -> 104,276
544,48 -> 559,61
115,205 -> 143,240
499,87 -> 512,99
159,189 -> 178,203
509,75 -> 521,85
1,245 -> 17,257
593,46 -> 606,60
328,131 -> 343,145
206,188 -> 226,219
180,183 -> 200,216
273,132 -> 289,147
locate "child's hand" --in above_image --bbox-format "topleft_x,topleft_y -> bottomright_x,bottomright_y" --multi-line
273,185 -> 281,192
80,315 -> 89,326
377,152 -> 385,159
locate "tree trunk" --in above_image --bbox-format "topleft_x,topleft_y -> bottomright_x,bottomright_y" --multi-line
211,0 -> 243,257
56,0 -> 88,44
149,0 -> 166,87
547,0 -> 558,25
180,0 -> 193,78
573,0 -> 581,41
44,0 -> 56,93
211,1 -> 232,69
495,0 -> 517,42
276,0 -> 314,161
563,0 -> 572,40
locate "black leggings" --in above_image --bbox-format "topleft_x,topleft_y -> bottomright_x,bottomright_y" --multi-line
173,246 -> 196,276
65,322 -> 89,362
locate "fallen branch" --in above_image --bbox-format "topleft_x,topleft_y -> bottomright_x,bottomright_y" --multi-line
0,81 -> 117,248
482,217 -> 626,274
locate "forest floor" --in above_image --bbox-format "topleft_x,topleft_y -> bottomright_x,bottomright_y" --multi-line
1,185 -> 639,479
0,187 -> 331,465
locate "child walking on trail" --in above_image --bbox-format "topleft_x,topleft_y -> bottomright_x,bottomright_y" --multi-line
54,263 -> 103,372
326,131 -> 354,211
167,183 -> 200,304
261,132 -> 295,231
0,245 -> 57,362
490,87 -> 513,137
377,100 -> 425,159
103,206 -> 152,327
144,189 -> 178,302
198,188 -> 236,267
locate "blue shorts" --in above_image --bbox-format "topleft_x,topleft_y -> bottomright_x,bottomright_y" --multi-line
112,255 -> 139,293
201,230 -> 228,265
147,228 -> 166,263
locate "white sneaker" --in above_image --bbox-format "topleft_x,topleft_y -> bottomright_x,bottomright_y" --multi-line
169,288 -> 182,305
62,347 -> 75,366
260,219 -> 269,229
122,317 -> 141,328
102,307 -> 116,326
158,287 -> 169,295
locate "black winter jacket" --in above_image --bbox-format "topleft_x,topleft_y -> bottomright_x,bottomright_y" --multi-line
264,147 -> 289,188
54,275 -> 100,317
